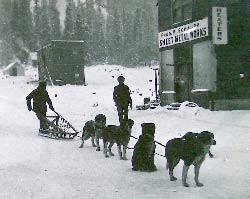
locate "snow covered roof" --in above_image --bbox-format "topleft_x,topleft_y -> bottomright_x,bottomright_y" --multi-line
3,60 -> 24,71
191,89 -> 209,93
51,40 -> 84,43
3,62 -> 19,72
37,40 -> 85,51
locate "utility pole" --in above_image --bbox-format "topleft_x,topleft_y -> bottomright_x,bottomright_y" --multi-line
153,68 -> 159,100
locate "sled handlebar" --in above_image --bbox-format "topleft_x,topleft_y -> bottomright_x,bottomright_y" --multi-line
52,110 -> 59,115
52,110 -> 80,134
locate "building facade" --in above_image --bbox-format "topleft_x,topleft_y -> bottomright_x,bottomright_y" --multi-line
158,0 -> 250,109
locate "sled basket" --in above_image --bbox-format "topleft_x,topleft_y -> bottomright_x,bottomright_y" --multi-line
38,113 -> 80,140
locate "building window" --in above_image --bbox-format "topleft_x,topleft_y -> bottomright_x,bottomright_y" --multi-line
172,0 -> 193,24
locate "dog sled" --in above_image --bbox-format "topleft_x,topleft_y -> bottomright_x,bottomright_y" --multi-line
38,111 -> 80,140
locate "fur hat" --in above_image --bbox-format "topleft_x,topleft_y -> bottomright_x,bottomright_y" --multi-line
141,123 -> 155,135
38,80 -> 47,87
117,75 -> 125,83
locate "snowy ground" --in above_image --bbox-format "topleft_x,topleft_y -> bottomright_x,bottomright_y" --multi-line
0,65 -> 250,199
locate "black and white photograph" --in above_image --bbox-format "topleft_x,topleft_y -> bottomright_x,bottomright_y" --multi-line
0,0 -> 250,198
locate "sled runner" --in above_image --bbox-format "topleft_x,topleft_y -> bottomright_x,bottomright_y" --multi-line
38,112 -> 80,140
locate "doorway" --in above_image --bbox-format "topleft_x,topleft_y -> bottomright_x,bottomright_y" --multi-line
12,66 -> 17,76
174,45 -> 192,102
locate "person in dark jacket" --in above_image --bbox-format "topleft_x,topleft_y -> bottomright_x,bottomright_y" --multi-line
113,76 -> 132,125
132,123 -> 157,172
26,81 -> 54,131
174,76 -> 184,103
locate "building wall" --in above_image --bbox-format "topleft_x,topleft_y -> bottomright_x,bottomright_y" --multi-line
193,40 -> 216,91
190,40 -> 217,108
159,49 -> 175,105
214,1 -> 250,100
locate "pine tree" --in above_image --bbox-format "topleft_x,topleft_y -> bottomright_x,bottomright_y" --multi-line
92,6 -> 106,63
63,0 -> 76,40
106,2 -> 123,64
9,0 -> 31,63
0,0 -> 14,65
112,6 -> 122,64
105,10 -> 114,64
10,0 -> 20,55
138,7 -> 149,63
74,0 -> 85,40
142,6 -> 159,63
85,0 -> 95,63
73,0 -> 89,66
121,9 -> 133,65
131,7 -> 142,65
48,0 -> 61,40
32,0 -> 42,50
40,0 -> 51,46
18,0 -> 33,50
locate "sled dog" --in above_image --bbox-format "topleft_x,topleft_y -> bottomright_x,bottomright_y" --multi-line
102,119 -> 134,159
79,120 -> 96,148
165,131 -> 216,187
94,114 -> 107,151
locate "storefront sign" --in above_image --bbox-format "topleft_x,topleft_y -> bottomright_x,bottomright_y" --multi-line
158,17 -> 208,48
212,7 -> 228,44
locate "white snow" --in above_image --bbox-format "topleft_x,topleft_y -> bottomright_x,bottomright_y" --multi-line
0,64 -> 250,199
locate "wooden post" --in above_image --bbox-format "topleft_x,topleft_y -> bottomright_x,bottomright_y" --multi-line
153,68 -> 159,100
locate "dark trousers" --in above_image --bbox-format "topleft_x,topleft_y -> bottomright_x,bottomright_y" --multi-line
117,105 -> 128,124
36,110 -> 48,130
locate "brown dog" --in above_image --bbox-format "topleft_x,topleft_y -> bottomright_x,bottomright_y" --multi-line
79,120 -> 96,148
102,119 -> 134,159
165,131 -> 216,187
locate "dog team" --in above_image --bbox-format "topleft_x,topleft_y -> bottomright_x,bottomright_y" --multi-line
26,76 -> 216,187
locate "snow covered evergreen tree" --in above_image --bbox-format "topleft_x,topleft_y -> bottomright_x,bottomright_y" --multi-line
32,0 -> 42,50
8,0 -> 32,63
0,0 -> 159,66
106,2 -> 123,64
85,0 -> 95,63
139,5 -> 158,65
19,0 -> 33,50
63,0 -> 76,40
92,6 -> 106,64
74,0 -> 85,40
10,0 -> 20,56
74,0 -> 89,65
40,0 -> 51,46
121,9 -> 133,66
113,7 -> 123,64
48,0 -> 61,40
131,7 -> 142,65
0,0 -> 13,65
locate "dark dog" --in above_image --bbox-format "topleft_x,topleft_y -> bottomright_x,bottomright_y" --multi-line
79,120 -> 96,148
94,114 -> 107,151
102,119 -> 134,159
165,131 -> 216,187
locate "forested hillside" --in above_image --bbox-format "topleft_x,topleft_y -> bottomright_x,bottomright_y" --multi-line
0,0 -> 159,67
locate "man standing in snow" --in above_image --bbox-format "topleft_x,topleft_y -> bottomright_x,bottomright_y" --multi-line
113,75 -> 132,124
26,80 -> 55,131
